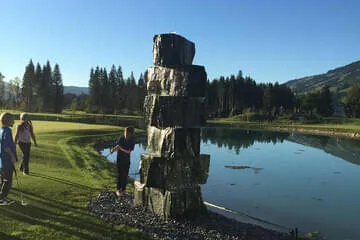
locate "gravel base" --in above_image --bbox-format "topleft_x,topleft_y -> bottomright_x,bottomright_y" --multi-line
88,191 -> 297,240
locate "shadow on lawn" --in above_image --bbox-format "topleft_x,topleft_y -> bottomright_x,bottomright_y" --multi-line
30,172 -> 98,191
4,175 -> 149,240
0,232 -> 22,240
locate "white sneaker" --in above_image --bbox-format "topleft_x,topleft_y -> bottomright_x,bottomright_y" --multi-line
116,190 -> 122,197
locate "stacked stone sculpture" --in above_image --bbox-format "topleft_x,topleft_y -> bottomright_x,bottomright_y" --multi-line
134,33 -> 210,219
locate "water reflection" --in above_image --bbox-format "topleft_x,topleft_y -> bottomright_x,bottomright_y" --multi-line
201,127 -> 360,165
101,128 -> 360,240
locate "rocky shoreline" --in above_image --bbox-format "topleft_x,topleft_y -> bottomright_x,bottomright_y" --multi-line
88,191 -> 297,240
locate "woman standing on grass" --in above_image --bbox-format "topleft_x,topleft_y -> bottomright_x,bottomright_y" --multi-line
110,126 -> 135,197
0,112 -> 18,205
15,112 -> 37,175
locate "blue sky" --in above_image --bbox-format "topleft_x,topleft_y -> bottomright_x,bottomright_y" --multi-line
1,0 -> 359,87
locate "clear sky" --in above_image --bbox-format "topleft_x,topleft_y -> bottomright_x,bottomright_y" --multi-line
1,0 -> 359,87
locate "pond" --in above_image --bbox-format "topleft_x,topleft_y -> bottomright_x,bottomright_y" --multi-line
101,128 -> 360,240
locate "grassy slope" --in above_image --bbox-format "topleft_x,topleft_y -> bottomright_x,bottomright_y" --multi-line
0,121 -> 150,240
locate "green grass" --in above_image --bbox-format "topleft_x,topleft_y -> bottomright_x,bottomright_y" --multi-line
209,116 -> 360,135
0,121 -> 151,240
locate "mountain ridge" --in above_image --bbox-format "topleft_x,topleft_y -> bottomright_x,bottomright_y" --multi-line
284,60 -> 360,96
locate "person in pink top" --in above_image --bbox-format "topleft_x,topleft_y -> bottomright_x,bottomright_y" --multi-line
14,113 -> 37,175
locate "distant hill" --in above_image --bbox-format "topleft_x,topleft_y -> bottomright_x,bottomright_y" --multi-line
285,60 -> 360,96
63,86 -> 88,95
3,82 -> 88,96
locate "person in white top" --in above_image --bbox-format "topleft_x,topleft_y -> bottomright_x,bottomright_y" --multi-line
14,113 -> 37,175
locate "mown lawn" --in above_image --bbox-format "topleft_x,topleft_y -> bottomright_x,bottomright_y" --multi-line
0,121 -> 150,240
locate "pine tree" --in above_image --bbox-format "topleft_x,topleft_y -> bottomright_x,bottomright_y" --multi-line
52,64 -> 64,113
116,65 -> 125,113
34,63 -> 43,111
126,71 -> 137,112
88,67 -> 101,112
42,61 -> 52,112
100,68 -> 110,113
108,65 -> 118,114
138,73 -> 146,112
22,59 -> 35,111
87,68 -> 95,112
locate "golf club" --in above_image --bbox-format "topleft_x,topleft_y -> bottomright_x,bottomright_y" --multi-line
13,168 -> 28,206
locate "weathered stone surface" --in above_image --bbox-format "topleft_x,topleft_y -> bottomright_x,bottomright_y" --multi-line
147,127 -> 200,158
147,65 -> 206,97
153,33 -> 195,66
144,96 -> 206,127
139,154 -> 164,187
134,183 -> 206,220
135,33 -> 210,220
139,153 -> 210,187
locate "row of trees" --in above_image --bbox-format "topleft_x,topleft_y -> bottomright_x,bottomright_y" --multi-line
12,60 -> 64,113
205,71 -> 337,119
2,62 -> 360,119
206,71 -> 296,119
87,65 -> 146,114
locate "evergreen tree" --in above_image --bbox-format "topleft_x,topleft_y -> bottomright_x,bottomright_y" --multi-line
22,59 -> 35,111
138,73 -> 146,112
108,65 -> 118,113
52,64 -> 64,113
100,68 -> 110,113
34,63 -> 44,111
318,85 -> 333,116
126,71 -> 137,112
116,65 -> 125,112
89,67 -> 101,112
42,61 -> 53,112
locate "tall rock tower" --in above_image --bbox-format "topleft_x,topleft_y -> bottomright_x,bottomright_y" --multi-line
134,33 -> 210,219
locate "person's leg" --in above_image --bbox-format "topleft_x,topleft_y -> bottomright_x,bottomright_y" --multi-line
0,168 -> 13,202
19,142 -> 31,174
116,163 -> 122,196
120,161 -> 130,192
19,142 -> 26,172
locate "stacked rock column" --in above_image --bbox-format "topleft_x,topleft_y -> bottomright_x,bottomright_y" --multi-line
134,33 -> 210,219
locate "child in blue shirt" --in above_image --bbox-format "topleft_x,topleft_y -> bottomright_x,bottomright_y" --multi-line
0,112 -> 18,205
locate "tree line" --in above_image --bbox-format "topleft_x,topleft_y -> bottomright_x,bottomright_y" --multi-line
2,61 -> 360,119
0,60 -> 64,113
86,65 -> 146,114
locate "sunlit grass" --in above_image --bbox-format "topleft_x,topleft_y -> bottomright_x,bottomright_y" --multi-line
0,120 -> 149,240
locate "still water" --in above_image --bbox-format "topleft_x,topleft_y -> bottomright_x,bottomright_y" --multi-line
101,128 -> 360,240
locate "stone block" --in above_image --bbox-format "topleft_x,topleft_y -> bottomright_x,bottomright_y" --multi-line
147,65 -> 206,97
153,33 -> 195,66
139,153 -> 210,188
133,181 -> 146,207
144,96 -> 206,127
147,127 -> 200,158
133,184 -> 207,220
139,154 -> 165,187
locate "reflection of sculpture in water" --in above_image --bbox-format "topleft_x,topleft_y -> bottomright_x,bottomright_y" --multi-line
134,33 -> 210,219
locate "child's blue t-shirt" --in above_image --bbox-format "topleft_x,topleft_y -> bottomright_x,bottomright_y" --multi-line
0,126 -> 17,169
